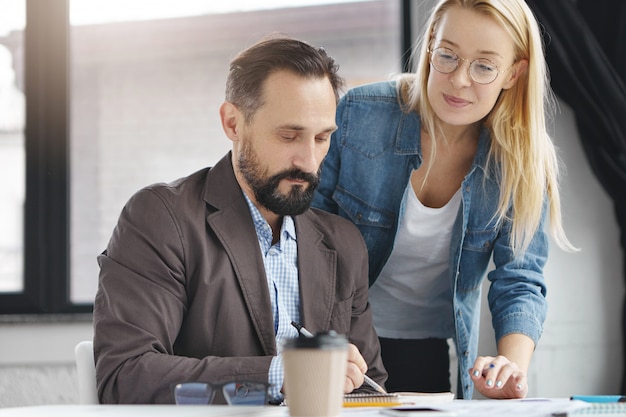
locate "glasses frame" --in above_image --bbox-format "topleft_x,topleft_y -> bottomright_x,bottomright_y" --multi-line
428,46 -> 514,85
174,381 -> 271,405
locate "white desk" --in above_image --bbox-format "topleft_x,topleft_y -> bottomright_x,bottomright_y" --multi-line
0,400 -> 588,417
0,405 -> 287,417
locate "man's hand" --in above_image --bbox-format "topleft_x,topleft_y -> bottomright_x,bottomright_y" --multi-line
344,343 -> 367,393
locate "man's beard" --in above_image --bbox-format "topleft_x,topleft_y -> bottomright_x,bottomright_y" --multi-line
238,141 -> 320,216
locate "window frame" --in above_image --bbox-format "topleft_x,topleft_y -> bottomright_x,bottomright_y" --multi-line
0,0 -> 90,315
0,0 -> 413,316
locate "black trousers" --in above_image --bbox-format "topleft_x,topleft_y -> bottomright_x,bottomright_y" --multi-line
379,337 -> 451,393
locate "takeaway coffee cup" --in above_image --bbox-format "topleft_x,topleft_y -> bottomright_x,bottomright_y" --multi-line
282,331 -> 348,417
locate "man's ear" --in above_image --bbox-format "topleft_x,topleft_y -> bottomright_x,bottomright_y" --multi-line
219,101 -> 242,142
502,58 -> 528,90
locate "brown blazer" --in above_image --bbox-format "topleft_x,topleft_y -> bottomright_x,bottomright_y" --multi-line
93,152 -> 386,404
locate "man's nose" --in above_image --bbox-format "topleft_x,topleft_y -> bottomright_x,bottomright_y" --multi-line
293,138 -> 322,174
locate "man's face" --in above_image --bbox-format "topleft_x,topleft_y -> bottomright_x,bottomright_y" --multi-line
233,70 -> 337,216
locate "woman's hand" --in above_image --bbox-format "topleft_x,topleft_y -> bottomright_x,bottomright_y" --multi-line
469,354 -> 528,399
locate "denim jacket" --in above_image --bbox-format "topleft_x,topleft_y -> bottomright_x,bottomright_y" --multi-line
312,81 -> 548,399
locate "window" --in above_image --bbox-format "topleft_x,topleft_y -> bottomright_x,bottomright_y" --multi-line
1,0 -> 408,315
0,0 -> 79,315
0,0 -> 25,295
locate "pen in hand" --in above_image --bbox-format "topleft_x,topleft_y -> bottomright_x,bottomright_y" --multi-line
290,321 -> 388,394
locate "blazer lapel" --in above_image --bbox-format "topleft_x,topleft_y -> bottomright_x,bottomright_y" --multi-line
203,154 -> 276,355
295,213 -> 337,333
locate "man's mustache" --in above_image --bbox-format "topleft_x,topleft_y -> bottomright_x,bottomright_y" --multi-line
270,168 -> 319,185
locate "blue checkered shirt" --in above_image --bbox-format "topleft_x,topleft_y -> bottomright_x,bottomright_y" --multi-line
242,192 -> 301,402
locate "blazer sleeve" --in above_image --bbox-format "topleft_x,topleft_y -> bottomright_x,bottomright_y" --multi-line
346,230 -> 388,392
317,212 -> 388,391
93,187 -> 273,404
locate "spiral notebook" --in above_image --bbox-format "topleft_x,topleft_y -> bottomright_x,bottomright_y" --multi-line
343,391 -> 454,407
554,402 -> 626,416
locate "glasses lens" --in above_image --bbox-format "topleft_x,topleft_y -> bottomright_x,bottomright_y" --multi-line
431,48 -> 458,74
174,383 -> 214,405
222,382 -> 269,405
470,59 -> 499,84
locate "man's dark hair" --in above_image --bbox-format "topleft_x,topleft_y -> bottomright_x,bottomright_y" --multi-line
225,35 -> 344,122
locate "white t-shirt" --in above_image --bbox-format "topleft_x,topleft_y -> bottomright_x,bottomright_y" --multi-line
368,183 -> 461,339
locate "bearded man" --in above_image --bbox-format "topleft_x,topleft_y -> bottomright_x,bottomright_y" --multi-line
93,36 -> 386,405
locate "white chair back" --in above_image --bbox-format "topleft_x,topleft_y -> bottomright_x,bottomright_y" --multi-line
74,340 -> 99,404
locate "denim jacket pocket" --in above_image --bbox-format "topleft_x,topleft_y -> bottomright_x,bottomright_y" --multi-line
333,187 -> 394,229
333,187 -> 395,259
340,100 -> 403,159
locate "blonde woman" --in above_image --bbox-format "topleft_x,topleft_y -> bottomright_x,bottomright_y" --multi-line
313,0 -> 575,400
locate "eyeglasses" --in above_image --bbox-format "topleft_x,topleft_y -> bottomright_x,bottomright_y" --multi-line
174,381 -> 270,405
428,47 -> 512,85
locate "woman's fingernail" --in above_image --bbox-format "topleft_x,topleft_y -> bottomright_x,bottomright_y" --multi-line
516,383 -> 524,391
489,363 -> 495,369
472,369 -> 480,377
486,379 -> 493,387
495,380 -> 503,388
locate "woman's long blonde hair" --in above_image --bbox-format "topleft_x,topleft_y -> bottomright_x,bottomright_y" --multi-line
398,0 -> 576,255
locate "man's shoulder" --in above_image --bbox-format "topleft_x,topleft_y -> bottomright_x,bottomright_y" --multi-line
129,167 -> 211,212
146,167 -> 210,193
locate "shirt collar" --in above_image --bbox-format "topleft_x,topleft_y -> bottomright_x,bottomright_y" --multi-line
242,191 -> 297,246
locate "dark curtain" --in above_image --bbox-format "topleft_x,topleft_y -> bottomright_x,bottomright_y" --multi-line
525,0 -> 626,393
